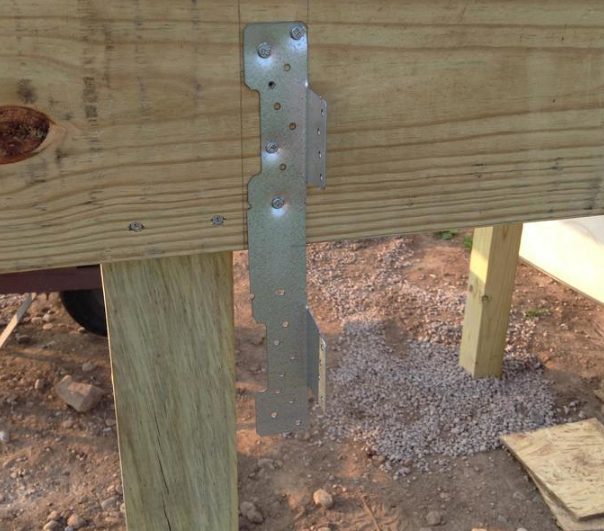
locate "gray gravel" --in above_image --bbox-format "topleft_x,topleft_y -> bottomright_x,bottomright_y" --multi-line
307,237 -> 557,471
322,320 -> 555,470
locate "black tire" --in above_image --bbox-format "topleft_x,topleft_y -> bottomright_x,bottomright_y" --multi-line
60,289 -> 107,336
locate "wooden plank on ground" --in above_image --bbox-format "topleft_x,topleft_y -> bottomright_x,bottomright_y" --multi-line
459,224 -> 523,378
0,293 -> 35,350
532,472 -> 604,531
3,1 -> 604,273
502,419 -> 604,521
101,252 -> 237,530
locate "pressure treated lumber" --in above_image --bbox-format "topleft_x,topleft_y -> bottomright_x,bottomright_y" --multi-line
101,252 -> 237,530
459,224 -> 523,378
3,1 -> 604,273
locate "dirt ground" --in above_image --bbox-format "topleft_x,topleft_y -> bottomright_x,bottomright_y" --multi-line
1,233 -> 603,531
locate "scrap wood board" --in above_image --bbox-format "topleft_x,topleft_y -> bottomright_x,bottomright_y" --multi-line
501,418 -> 604,521
3,1 -> 604,274
531,472 -> 604,531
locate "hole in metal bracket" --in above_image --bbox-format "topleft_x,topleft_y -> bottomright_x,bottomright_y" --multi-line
279,163 -> 287,171
289,122 -> 296,130
283,63 -> 291,71
268,81 -> 276,89
274,102 -> 282,110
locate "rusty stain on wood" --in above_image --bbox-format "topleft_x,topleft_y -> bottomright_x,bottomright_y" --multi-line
0,106 -> 50,164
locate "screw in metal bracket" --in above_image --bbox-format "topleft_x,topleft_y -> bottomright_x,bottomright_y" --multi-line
265,141 -> 279,154
211,215 -> 225,226
128,221 -> 144,232
257,42 -> 272,58
271,196 -> 286,209
290,24 -> 306,41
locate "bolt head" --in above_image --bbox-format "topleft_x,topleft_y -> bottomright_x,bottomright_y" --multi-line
257,42 -> 271,58
128,221 -> 144,232
265,141 -> 279,154
211,215 -> 225,226
290,24 -> 306,41
271,196 -> 286,209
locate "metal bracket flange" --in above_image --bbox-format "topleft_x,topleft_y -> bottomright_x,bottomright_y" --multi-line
244,22 -> 327,435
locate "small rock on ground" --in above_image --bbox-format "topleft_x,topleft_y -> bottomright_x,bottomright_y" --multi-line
55,375 -> 103,412
67,513 -> 86,529
82,362 -> 96,372
426,510 -> 443,526
46,511 -> 60,522
0,430 -> 10,443
15,333 -> 31,344
313,489 -> 334,509
240,501 -> 264,524
42,521 -> 61,531
257,458 -> 276,469
100,495 -> 119,511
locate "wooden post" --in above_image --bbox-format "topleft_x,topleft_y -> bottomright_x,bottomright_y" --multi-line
101,252 -> 237,530
459,224 -> 523,378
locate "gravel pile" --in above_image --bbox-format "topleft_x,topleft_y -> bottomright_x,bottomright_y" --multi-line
323,320 -> 555,471
0,294 -> 28,325
307,237 -> 557,471
308,237 -> 415,322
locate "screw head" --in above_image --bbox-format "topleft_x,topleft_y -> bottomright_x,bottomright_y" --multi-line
271,196 -> 286,209
265,141 -> 279,154
211,215 -> 225,226
290,24 -> 306,40
257,42 -> 271,58
128,221 -> 144,232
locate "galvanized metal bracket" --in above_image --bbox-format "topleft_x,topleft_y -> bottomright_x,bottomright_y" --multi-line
243,22 -> 327,435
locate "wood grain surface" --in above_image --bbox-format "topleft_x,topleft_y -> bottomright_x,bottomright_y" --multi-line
459,224 -> 523,377
3,1 -> 604,272
102,252 -> 237,530
532,472 -> 604,531
502,418 -> 604,521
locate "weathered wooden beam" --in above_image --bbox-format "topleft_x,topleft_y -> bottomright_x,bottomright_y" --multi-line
459,224 -> 523,378
3,1 -> 604,274
101,252 -> 237,530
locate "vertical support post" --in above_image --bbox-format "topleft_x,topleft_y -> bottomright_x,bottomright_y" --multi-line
101,252 -> 237,531
459,224 -> 523,378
